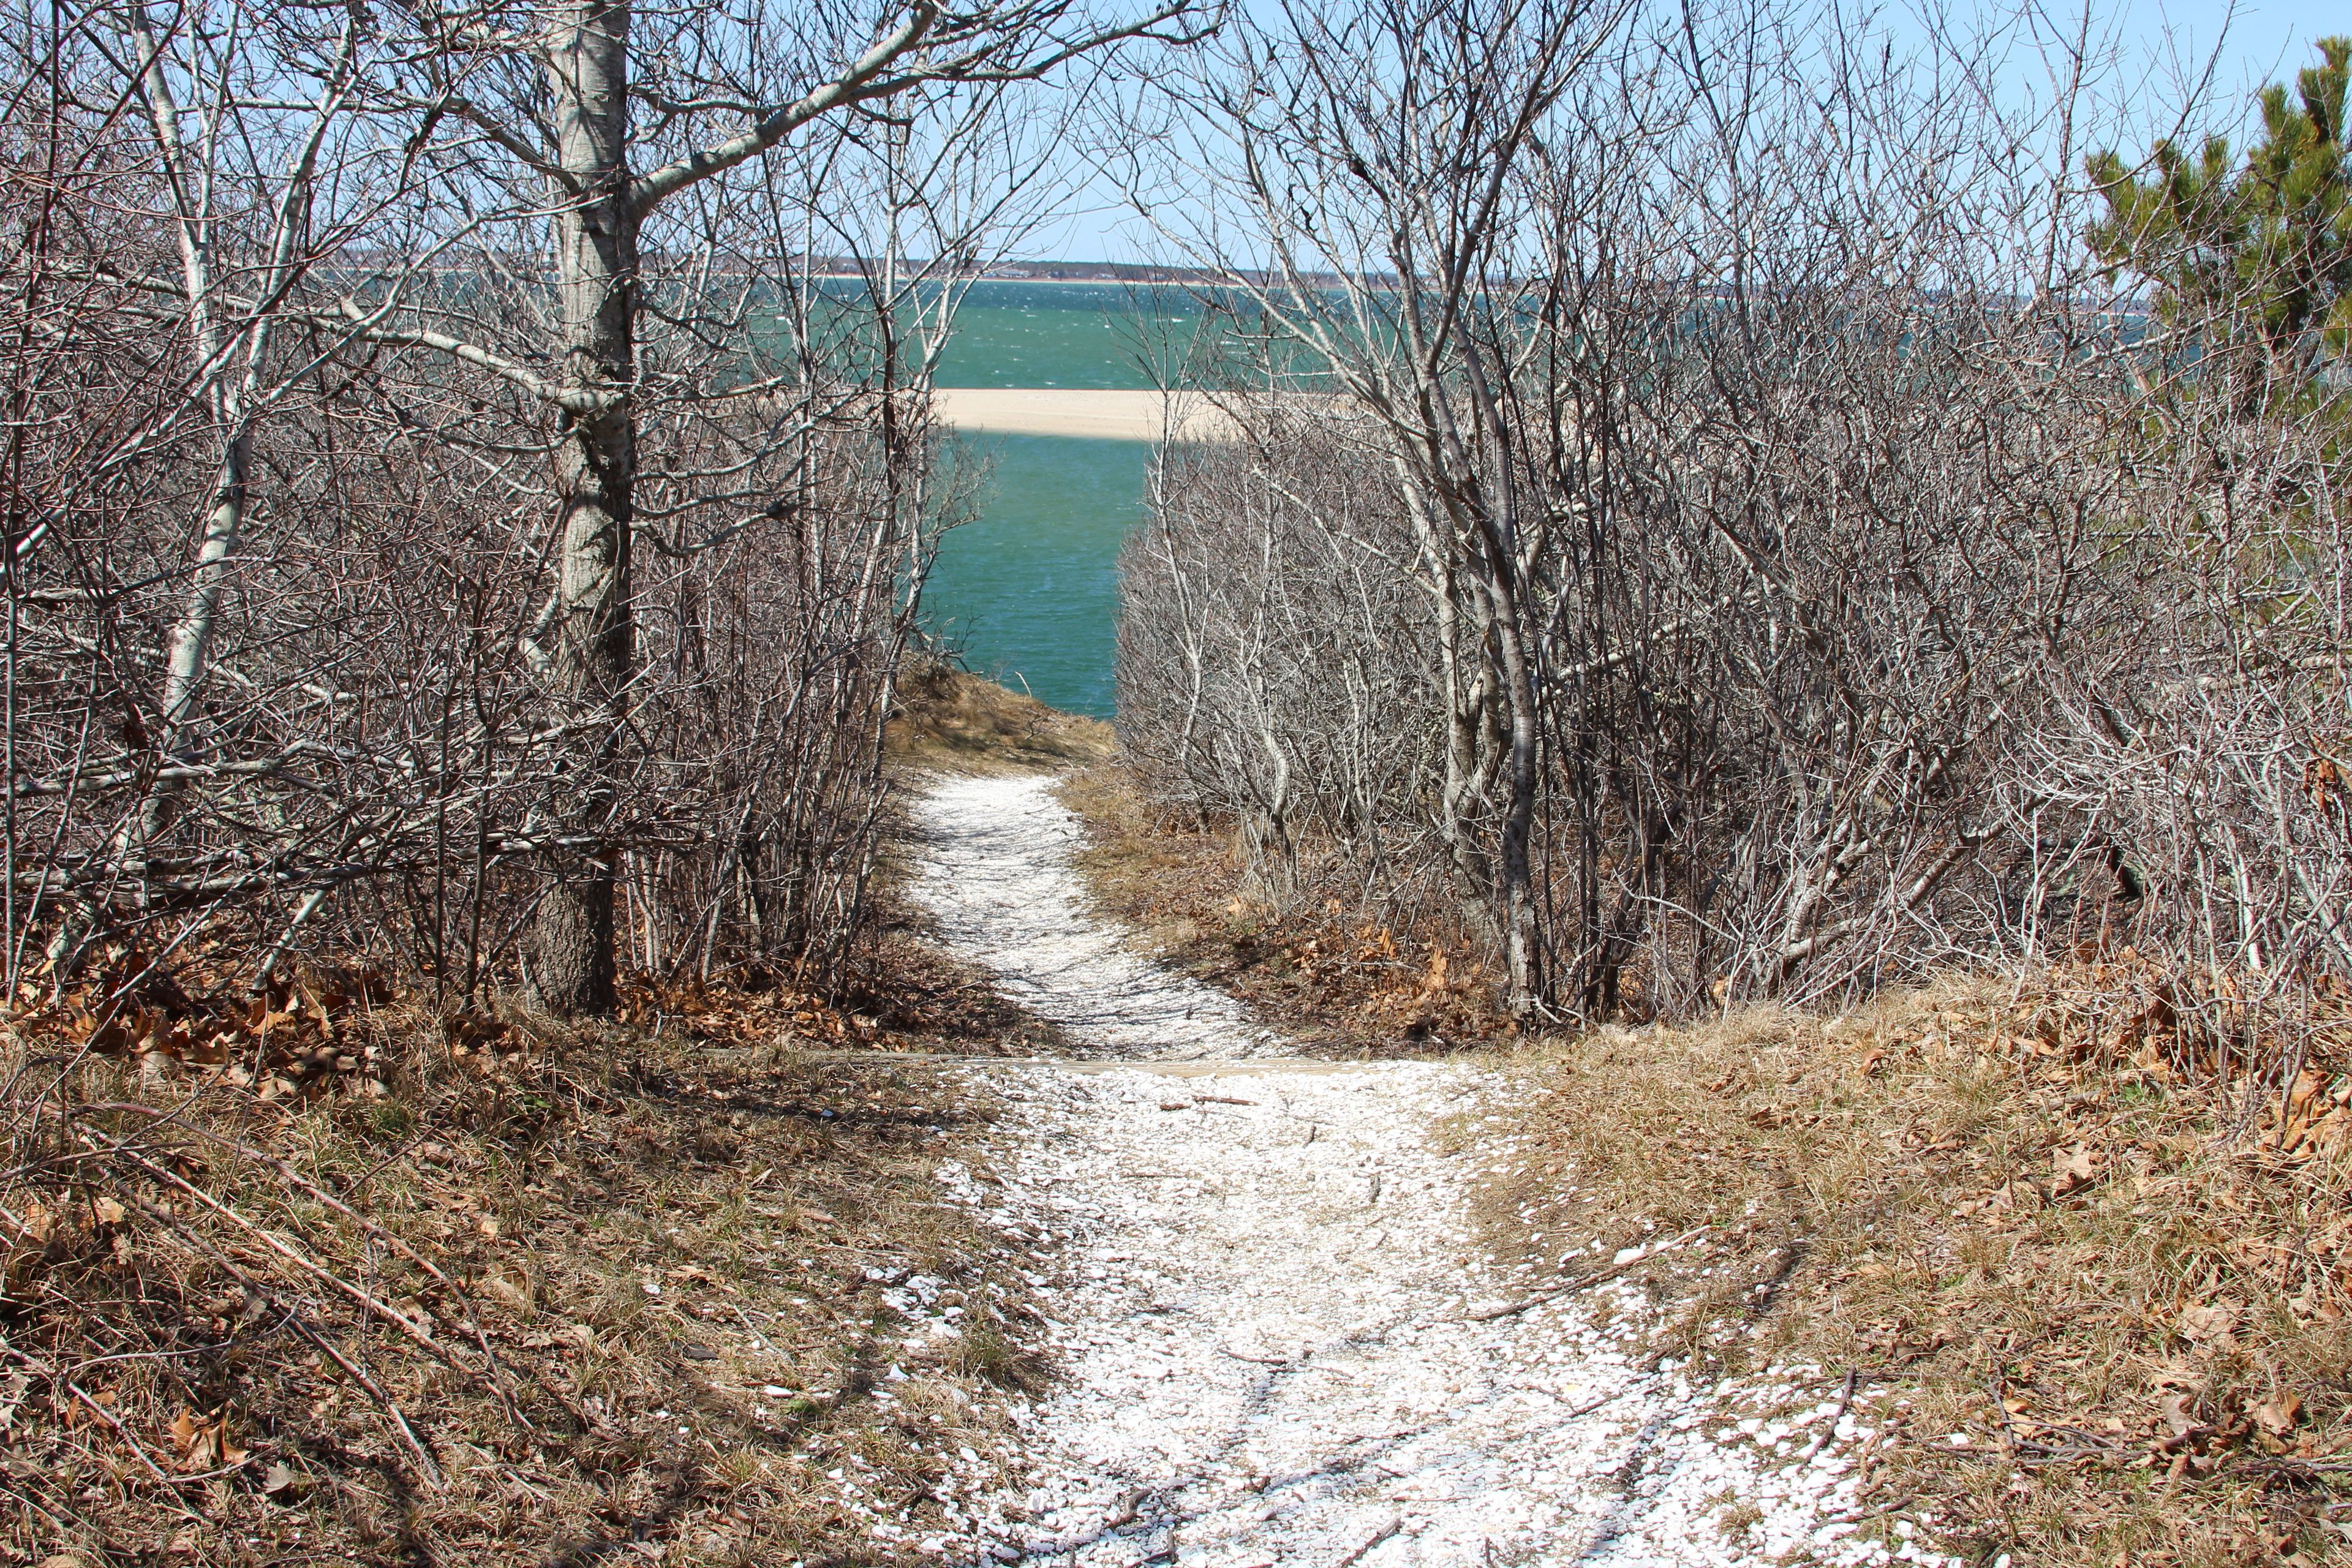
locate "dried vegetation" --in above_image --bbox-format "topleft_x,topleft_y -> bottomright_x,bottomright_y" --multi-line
1057,764 -> 1508,1054
887,663 -> 1116,779
1470,973 -> 2352,1566
0,933 -> 1053,1564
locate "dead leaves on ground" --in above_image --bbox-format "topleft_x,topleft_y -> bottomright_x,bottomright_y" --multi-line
10,925 -> 930,1118
165,1406 -> 246,1472
1481,976 -> 2352,1563
14,936 -> 398,1099
1,950 -> 1030,1566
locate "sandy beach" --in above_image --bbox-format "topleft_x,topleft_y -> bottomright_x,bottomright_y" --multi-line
931,387 -> 1242,440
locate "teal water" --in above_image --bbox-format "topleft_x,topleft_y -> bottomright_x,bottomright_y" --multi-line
923,434 -> 1148,718
932,284 -> 1169,390
922,283 -> 1179,717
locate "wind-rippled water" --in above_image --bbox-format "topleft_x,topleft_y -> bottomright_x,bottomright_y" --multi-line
924,433 -> 1148,719
923,283 -> 1193,718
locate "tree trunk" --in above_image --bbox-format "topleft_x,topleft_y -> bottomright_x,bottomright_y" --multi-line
530,0 -> 636,1017
1393,464 -> 1497,896
1490,590 -> 1543,1015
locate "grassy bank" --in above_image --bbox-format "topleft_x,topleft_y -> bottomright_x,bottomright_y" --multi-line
886,662 -> 1114,778
1480,982 -> 2352,1564
0,668 -> 1084,1566
2,979 -> 1044,1564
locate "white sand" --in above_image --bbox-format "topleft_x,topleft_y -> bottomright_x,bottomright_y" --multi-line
931,388 -> 1241,442
895,774 -> 1956,1567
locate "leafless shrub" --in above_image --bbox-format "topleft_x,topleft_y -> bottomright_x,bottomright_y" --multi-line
1120,0 -> 2352,1076
2,0 -> 1202,1020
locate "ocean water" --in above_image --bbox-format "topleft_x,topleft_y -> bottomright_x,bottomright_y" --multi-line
923,434 -> 1148,718
932,283 -> 1174,390
924,283 -> 1183,717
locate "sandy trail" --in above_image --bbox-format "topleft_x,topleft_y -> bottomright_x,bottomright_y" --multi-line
911,775 -> 1281,1061
908,774 -> 1942,1568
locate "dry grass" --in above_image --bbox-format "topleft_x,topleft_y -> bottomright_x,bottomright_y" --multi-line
0,976 -> 1046,1566
887,662 -> 1114,775
1055,763 -> 1508,1054
0,672 -> 1119,1566
1473,974 -> 2352,1566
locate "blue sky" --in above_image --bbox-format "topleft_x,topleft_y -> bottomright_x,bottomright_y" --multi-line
1023,0 -> 2348,263
2142,0 -> 2340,90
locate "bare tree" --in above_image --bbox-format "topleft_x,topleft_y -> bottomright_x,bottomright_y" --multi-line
2,0 -> 1208,1020
1121,0 -> 2278,1029
1140,0 -> 1627,1012
330,0 -> 1208,1014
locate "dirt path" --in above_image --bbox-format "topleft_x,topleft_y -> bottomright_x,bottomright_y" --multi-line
910,775 -> 1940,1568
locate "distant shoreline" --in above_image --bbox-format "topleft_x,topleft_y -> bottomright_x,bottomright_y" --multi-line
812,274 -> 1207,290
801,261 -> 1324,288
953,274 -> 1221,288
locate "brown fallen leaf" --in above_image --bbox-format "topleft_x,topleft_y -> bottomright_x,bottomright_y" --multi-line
2180,1300 -> 2241,1349
166,1406 -> 244,1471
2050,1144 -> 2102,1197
479,1271 -> 532,1310
10,1202 -> 55,1246
2253,1391 -> 2303,1436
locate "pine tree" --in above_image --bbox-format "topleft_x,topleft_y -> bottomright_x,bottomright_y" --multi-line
2089,37 -> 2352,401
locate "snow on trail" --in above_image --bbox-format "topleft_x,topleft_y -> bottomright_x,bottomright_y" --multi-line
909,774 -> 1950,1568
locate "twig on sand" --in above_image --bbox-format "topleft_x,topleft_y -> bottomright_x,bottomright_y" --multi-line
1333,1516 -> 1402,1568
1456,1225 -> 1709,1321
1561,1385 -> 1626,1420
1800,1368 -> 1858,1462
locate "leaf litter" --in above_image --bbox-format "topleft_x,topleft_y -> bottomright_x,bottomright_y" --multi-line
1,924 -> 1056,1564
